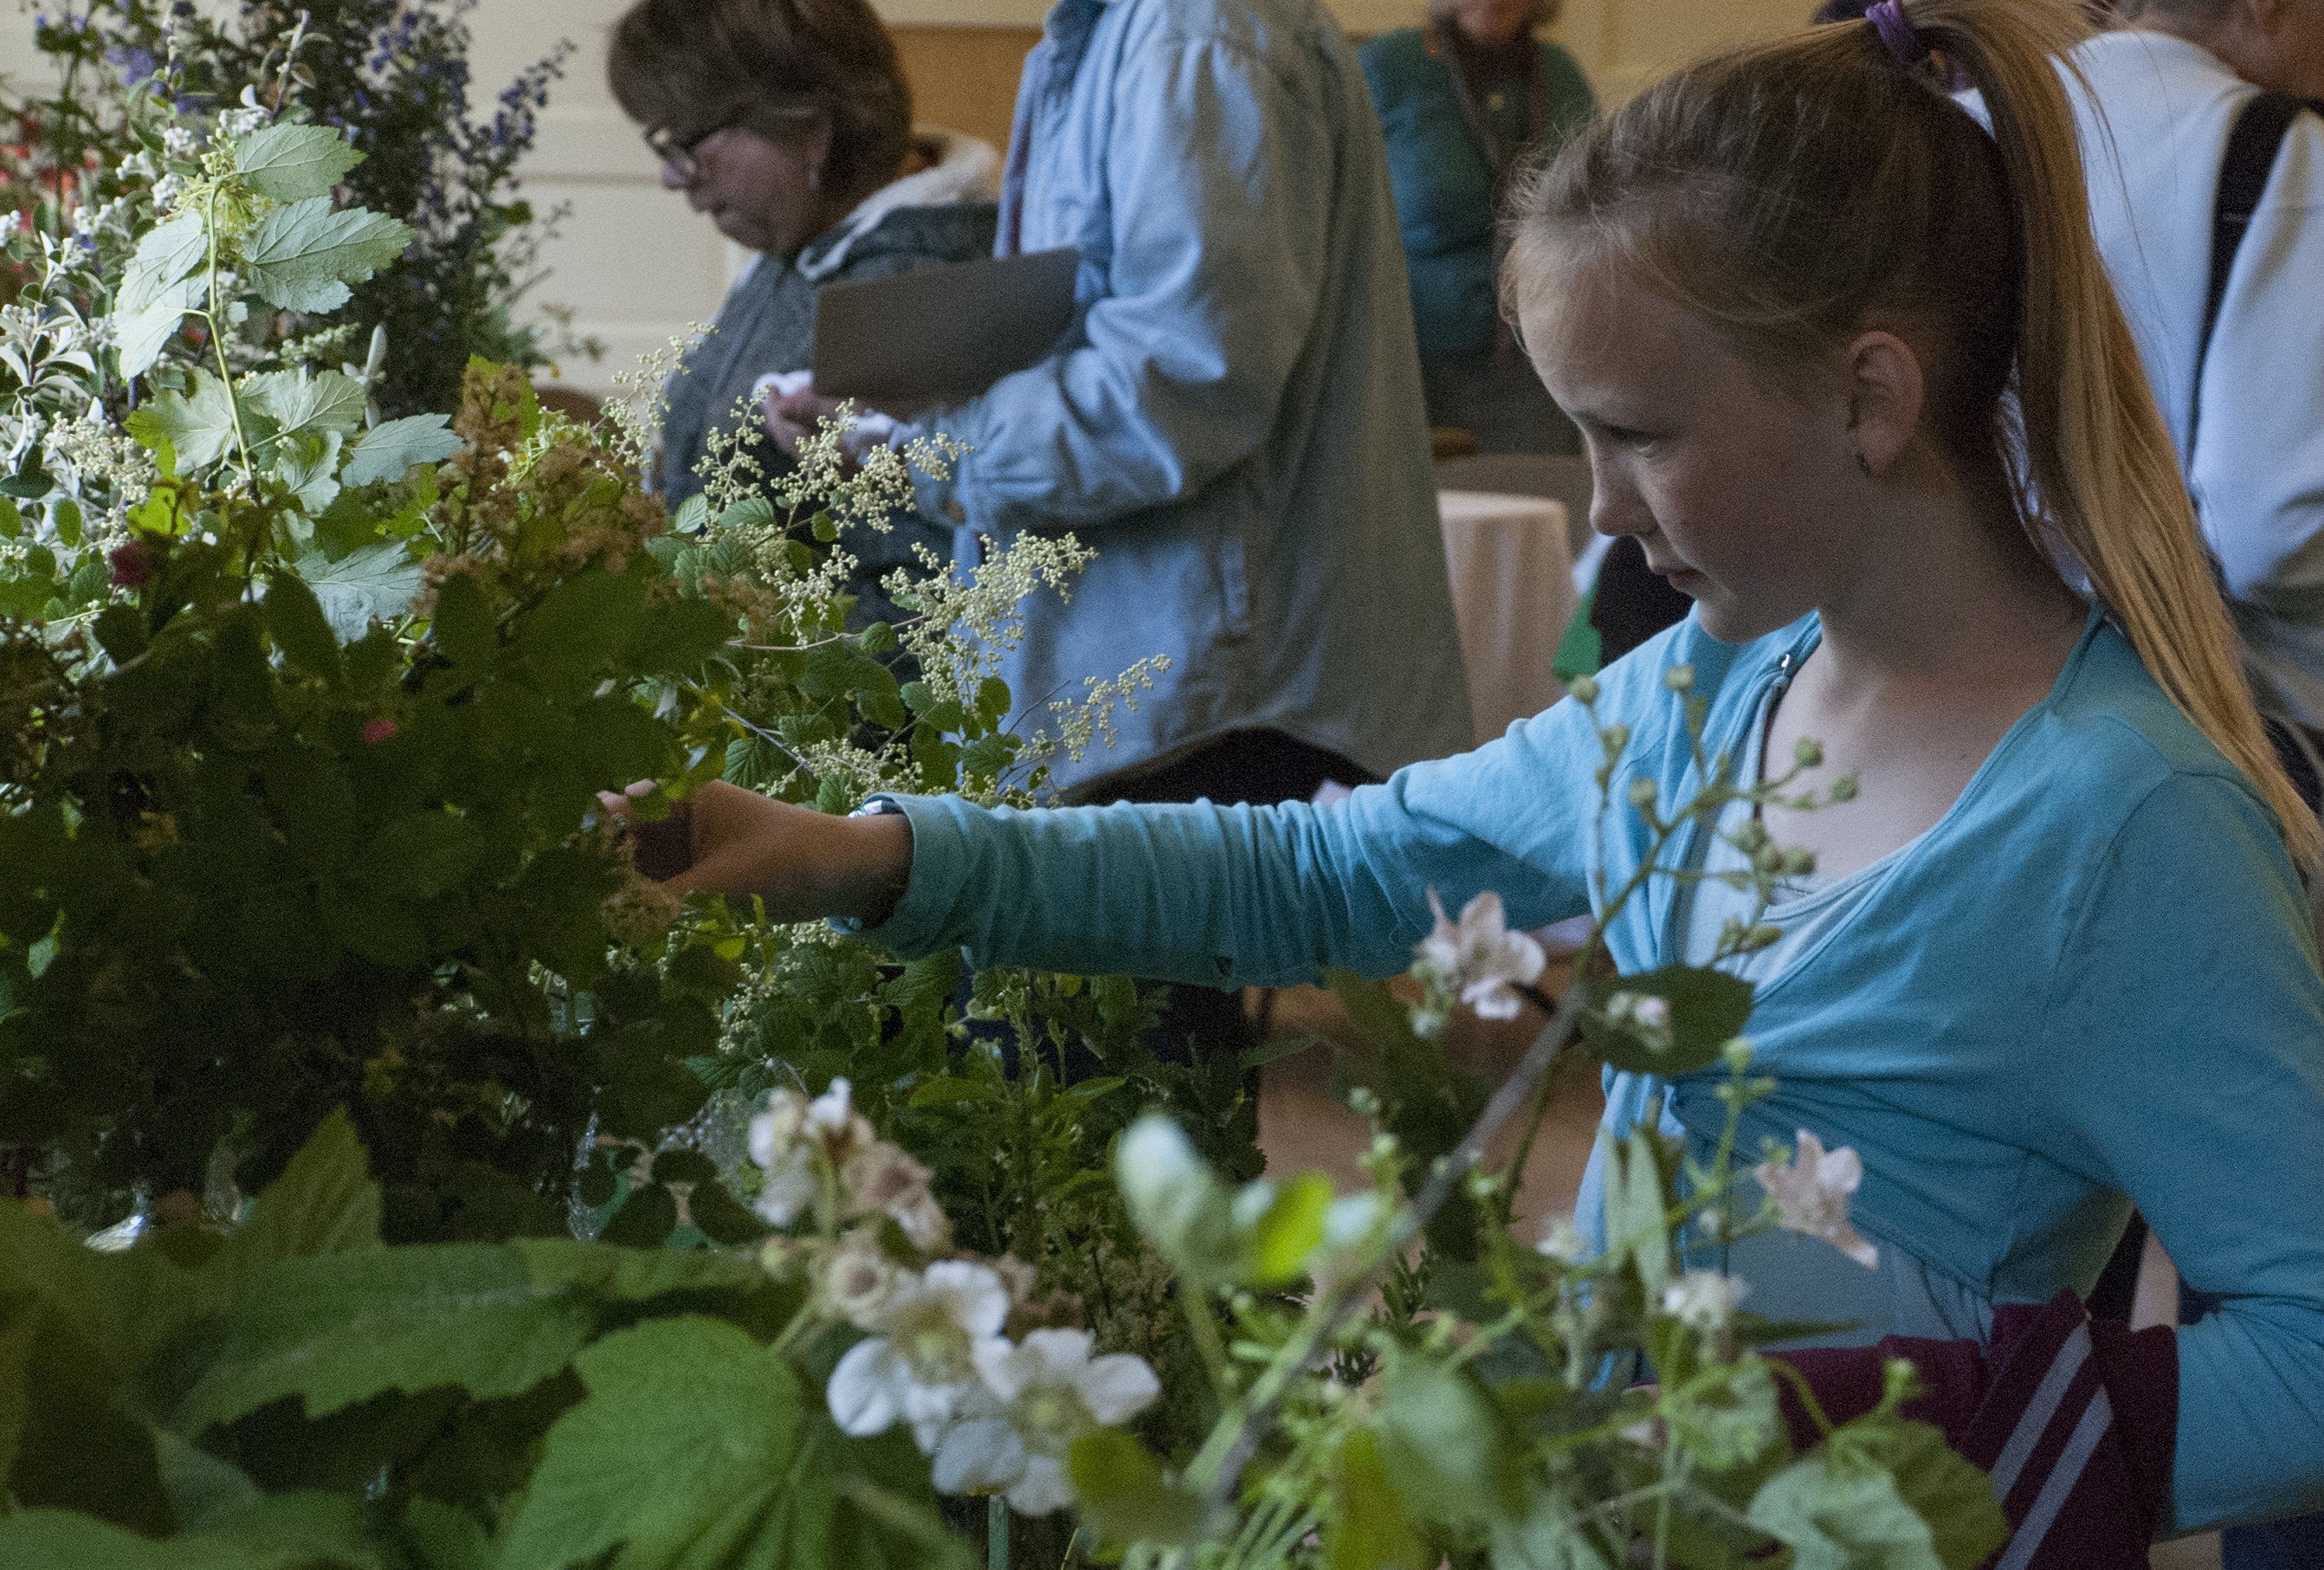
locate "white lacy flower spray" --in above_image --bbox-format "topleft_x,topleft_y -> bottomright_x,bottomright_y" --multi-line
1753,1130 -> 1879,1270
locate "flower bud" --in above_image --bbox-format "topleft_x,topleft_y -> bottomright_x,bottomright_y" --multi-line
1599,722 -> 1630,754
1662,664 -> 1695,692
1626,777 -> 1658,809
1720,1037 -> 1755,1073
1568,673 -> 1599,705
1827,775 -> 1859,804
1781,847 -> 1817,876
1792,737 -> 1824,769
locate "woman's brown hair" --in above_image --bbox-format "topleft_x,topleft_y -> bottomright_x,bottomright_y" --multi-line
607,0 -> 912,209
1504,0 -> 2320,868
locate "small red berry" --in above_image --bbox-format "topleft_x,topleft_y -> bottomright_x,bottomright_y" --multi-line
363,718 -> 398,745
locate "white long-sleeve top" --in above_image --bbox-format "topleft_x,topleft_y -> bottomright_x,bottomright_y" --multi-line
2066,30 -> 2324,725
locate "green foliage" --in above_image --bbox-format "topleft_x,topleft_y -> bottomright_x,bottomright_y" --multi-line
4,0 -> 590,419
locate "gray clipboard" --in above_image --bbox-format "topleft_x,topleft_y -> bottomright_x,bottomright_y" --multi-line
810,246 -> 1079,415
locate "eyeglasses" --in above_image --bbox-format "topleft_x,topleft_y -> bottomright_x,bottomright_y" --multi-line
646,104 -> 824,184
645,118 -> 734,184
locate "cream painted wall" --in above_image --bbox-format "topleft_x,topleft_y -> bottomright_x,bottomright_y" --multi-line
0,0 -> 1807,396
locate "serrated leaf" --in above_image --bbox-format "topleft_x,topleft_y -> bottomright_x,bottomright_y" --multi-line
294,540 -> 420,642
234,122 -> 363,202
116,275 -> 203,381
172,1244 -> 596,1432
246,367 -> 368,439
497,1316 -> 808,1570
274,430 -> 343,514
511,1238 -> 765,1302
217,1108 -> 382,1283
240,197 -> 414,313
128,368 -> 241,472
119,212 -> 206,313
343,414 -> 462,487
1746,1454 -> 1945,1570
0,1511 -> 266,1569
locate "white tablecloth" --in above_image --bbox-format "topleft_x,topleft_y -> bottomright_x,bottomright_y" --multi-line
1436,489 -> 1578,746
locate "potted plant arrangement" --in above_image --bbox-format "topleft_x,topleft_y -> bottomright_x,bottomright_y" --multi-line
0,51 -> 2010,1570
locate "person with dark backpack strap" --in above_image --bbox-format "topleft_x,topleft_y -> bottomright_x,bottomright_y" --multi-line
2065,3 -> 2324,807
2063,8 -> 2324,1562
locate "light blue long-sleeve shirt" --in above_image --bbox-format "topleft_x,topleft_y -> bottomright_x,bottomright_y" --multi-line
900,0 -> 1471,791
868,611 -> 2324,1533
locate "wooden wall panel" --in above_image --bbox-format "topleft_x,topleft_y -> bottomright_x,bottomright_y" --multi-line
893,26 -> 1043,155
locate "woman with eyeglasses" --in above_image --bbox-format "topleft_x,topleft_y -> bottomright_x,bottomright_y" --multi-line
608,0 -> 997,529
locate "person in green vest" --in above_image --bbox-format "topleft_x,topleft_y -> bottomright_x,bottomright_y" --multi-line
1360,1 -> 1594,453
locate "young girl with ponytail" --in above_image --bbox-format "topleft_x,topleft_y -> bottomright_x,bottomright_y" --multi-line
620,0 -> 2324,1534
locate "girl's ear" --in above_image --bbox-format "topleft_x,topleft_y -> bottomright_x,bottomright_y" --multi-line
1841,330 -> 1926,476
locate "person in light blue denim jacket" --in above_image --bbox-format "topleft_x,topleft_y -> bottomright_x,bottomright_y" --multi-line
772,0 -> 1475,805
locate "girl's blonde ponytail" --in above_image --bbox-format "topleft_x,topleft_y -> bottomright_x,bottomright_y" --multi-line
1506,0 -> 2321,869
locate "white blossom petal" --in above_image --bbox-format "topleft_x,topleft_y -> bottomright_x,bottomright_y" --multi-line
1006,1455 -> 1076,1516
933,1416 -> 1025,1496
1753,1130 -> 1879,1270
827,1338 -> 904,1436
1074,1353 -> 1161,1426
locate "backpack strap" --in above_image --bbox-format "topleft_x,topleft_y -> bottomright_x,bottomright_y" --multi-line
2191,92 -> 2310,447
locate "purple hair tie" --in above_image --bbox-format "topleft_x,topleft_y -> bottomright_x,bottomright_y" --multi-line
1866,0 -> 1929,68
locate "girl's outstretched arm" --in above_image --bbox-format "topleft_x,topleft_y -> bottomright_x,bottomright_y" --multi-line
604,780 -> 913,925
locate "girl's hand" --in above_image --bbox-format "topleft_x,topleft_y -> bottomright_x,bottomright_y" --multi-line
599,779 -> 913,926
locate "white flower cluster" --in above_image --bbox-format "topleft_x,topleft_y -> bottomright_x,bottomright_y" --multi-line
1753,1130 -> 1879,1270
749,1079 -> 1161,1515
747,1077 -> 947,1250
1411,888 -> 1546,1031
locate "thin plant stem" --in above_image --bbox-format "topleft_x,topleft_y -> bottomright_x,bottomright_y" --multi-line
988,1496 -> 1010,1570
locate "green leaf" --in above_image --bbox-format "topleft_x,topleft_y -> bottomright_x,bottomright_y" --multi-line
0,1512 -> 266,1570
262,568 -> 343,686
117,276 -> 203,382
1604,1128 -> 1671,1301
402,1497 -> 495,1570
119,211 -> 207,313
274,430 -> 343,514
1241,1170 -> 1333,1287
343,414 -> 462,488
498,1316 -> 808,1570
1325,1429 -> 1430,1570
1876,1422 -> 2010,1570
1066,1429 -> 1206,1550
365,810 -> 483,901
239,198 -> 415,313
1487,1488 -> 1617,1570
234,122 -> 364,203
1376,1351 -> 1525,1527
1746,1454 -> 1946,1570
128,369 -> 241,472
597,1181 -> 678,1248
216,1108 -> 383,1282
172,1244 -> 596,1432
429,570 -> 495,668
1585,964 -> 1755,1076
294,540 -> 421,642
245,368 -> 368,440
512,1237 -> 765,1302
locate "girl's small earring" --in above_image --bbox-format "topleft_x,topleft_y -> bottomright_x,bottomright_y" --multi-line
1855,451 -> 1872,476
